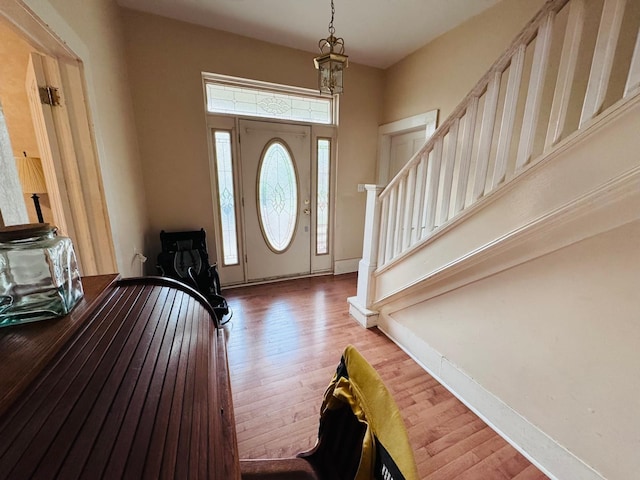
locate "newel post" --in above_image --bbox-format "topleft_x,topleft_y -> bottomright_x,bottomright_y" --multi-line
348,184 -> 384,328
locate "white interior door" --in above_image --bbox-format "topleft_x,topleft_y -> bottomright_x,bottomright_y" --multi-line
377,110 -> 438,184
389,129 -> 427,179
239,119 -> 311,281
26,53 -> 74,239
26,52 -> 116,275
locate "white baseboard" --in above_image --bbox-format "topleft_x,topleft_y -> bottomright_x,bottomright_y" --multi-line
377,316 -> 606,480
333,258 -> 359,274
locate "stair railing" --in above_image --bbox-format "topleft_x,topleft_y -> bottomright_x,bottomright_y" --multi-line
351,0 -> 640,319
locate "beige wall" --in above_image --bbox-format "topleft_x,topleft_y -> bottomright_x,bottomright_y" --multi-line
390,220 -> 640,480
2,0 -> 543,275
120,9 -> 384,270
382,0 -> 545,125
22,0 -> 149,276
0,20 -> 53,225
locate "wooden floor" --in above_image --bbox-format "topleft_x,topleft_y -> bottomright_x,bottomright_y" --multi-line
223,274 -> 547,480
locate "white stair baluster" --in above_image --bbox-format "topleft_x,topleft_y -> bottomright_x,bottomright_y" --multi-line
454,99 -> 479,214
472,72 -> 502,201
492,45 -> 526,189
438,119 -> 460,224
394,177 -> 406,256
411,154 -> 428,245
402,165 -> 417,250
580,0 -> 627,126
384,188 -> 397,262
545,0 -> 585,150
424,137 -> 443,234
377,195 -> 389,267
624,25 -> 640,97
516,12 -> 555,170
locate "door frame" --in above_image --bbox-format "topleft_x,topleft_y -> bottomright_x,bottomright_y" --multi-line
206,114 -> 336,286
1,2 -> 116,275
377,110 -> 439,185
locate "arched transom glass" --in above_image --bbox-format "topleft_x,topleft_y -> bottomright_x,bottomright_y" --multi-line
258,141 -> 298,252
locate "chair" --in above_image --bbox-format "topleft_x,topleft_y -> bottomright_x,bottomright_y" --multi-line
240,345 -> 419,480
156,229 -> 230,324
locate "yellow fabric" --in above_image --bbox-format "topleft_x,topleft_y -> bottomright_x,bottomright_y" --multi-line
320,345 -> 419,480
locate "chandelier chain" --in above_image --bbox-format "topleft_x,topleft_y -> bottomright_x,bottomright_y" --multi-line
328,0 -> 335,35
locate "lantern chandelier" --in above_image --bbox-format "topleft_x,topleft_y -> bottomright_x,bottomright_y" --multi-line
314,0 -> 348,95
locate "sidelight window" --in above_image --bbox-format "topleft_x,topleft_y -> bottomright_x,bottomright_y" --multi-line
316,139 -> 330,255
213,131 -> 239,265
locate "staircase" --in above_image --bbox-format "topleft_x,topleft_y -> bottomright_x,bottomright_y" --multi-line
349,1 -> 640,479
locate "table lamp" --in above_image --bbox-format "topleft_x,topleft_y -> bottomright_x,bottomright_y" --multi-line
16,152 -> 47,223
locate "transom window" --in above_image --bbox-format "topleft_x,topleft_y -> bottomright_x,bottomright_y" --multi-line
204,74 -> 335,125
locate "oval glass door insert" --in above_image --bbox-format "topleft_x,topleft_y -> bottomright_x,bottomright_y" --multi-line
258,140 -> 298,252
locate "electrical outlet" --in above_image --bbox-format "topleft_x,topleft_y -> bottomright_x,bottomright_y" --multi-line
135,252 -> 147,263
132,246 -> 147,264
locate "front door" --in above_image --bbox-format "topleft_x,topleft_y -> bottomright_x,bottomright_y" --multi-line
239,119 -> 312,282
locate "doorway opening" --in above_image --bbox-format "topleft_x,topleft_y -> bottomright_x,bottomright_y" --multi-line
0,5 -> 116,275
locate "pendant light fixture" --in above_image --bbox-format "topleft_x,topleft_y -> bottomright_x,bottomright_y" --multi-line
314,0 -> 348,95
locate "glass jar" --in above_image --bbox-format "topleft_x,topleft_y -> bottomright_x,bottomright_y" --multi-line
0,224 -> 84,327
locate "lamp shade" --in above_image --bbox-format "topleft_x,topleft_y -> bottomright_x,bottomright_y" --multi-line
16,156 -> 47,194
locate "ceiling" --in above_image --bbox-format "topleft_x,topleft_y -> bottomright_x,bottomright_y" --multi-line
116,0 -> 500,69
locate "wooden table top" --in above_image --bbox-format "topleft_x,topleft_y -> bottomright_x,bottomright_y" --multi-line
0,275 -> 240,479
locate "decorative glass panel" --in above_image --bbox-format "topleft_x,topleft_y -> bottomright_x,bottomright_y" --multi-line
316,139 -> 330,255
206,83 -> 332,124
258,142 -> 298,252
213,131 -> 239,265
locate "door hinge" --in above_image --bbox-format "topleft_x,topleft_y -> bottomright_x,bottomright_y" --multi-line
39,86 -> 60,106
244,254 -> 248,263
241,197 -> 244,207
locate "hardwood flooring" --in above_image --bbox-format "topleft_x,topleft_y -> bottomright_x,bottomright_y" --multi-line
223,274 -> 547,479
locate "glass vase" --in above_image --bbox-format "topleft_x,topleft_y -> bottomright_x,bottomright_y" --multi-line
0,224 -> 84,327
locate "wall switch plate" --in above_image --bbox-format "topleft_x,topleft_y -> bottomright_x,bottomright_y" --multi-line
357,184 -> 365,192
